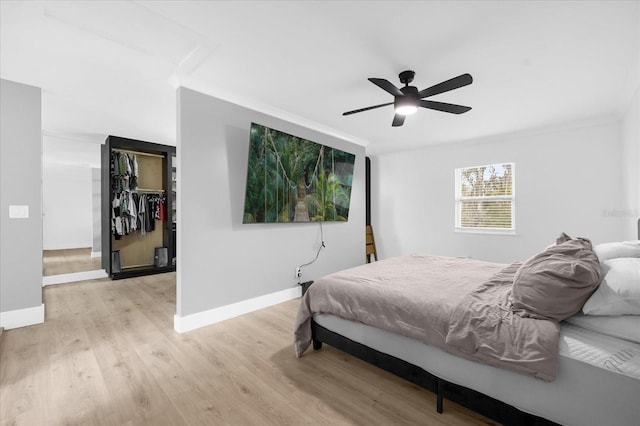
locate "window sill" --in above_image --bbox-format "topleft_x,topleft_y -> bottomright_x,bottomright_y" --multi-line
455,227 -> 518,236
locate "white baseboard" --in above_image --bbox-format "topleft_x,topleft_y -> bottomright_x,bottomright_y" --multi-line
0,303 -> 45,330
90,251 -> 101,258
174,286 -> 302,333
43,269 -> 108,286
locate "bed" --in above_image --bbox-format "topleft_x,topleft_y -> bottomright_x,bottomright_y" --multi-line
294,234 -> 640,426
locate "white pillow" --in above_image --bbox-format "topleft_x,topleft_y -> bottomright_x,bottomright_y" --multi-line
593,240 -> 640,263
583,257 -> 640,315
564,313 -> 640,344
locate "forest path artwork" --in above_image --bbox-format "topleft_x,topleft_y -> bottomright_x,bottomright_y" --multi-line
243,123 -> 355,223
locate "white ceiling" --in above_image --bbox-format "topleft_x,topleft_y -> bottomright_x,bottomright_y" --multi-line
1,1 -> 639,165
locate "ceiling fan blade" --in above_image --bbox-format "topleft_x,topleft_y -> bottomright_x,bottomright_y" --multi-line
392,114 -> 406,127
368,78 -> 403,97
419,100 -> 472,114
418,73 -> 473,99
343,102 -> 394,116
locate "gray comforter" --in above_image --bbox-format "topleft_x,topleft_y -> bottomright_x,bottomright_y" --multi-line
294,254 -> 560,381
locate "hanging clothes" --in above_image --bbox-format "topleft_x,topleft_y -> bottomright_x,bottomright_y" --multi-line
146,194 -> 156,232
111,150 -> 142,236
158,196 -> 166,221
111,193 -> 123,239
138,193 -> 147,235
147,194 -> 166,221
126,191 -> 135,232
110,150 -> 163,237
111,150 -> 139,196
130,154 -> 139,190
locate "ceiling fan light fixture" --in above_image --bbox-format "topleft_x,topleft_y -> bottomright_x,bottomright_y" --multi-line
395,104 -> 418,116
394,96 -> 418,115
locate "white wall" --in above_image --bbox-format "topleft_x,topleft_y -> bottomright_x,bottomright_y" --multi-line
0,79 -> 43,327
621,85 -> 640,239
91,168 -> 101,255
176,87 -> 365,322
371,119 -> 625,264
42,163 -> 93,250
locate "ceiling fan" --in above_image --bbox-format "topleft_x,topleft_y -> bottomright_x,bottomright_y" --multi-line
343,70 -> 473,127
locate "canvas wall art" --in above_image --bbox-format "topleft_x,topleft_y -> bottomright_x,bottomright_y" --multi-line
243,123 -> 355,223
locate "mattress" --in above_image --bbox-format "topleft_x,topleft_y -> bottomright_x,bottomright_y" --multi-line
314,313 -> 640,426
560,323 -> 640,380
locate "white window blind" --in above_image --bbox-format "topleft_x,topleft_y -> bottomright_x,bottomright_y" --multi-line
455,163 -> 515,233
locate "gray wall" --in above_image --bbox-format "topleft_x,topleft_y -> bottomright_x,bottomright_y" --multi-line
0,79 -> 43,314
371,119 -> 626,264
177,87 -> 365,317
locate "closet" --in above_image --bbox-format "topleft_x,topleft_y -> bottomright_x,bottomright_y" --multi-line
101,136 -> 176,279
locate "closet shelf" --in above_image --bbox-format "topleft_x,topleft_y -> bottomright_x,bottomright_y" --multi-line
132,188 -> 165,193
113,148 -> 165,159
122,263 -> 154,269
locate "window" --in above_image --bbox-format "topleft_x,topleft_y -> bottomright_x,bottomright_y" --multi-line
455,163 -> 515,234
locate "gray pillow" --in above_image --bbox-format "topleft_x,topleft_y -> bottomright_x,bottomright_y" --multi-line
511,233 -> 602,321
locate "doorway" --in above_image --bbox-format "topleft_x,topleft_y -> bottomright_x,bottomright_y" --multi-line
42,134 -> 106,285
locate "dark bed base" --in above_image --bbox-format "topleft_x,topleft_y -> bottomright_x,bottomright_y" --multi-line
311,320 -> 559,426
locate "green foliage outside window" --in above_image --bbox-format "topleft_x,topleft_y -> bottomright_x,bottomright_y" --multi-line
458,164 -> 514,229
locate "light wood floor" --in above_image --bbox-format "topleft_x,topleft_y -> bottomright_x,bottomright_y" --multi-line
43,248 -> 103,276
0,273 -> 497,425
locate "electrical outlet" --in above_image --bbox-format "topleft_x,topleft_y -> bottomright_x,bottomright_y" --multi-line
295,267 -> 302,279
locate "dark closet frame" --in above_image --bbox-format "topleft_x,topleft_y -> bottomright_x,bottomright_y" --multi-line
101,135 -> 176,279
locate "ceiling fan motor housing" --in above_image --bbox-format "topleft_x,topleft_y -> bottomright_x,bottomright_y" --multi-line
395,85 -> 420,111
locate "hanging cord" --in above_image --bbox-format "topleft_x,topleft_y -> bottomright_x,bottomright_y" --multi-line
297,221 -> 326,283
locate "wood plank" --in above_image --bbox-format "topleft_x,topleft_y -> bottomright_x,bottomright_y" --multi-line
0,322 -> 53,426
0,273 -> 495,426
43,247 -> 102,276
48,317 -> 113,424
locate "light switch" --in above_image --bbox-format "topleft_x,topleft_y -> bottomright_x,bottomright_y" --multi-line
9,205 -> 29,219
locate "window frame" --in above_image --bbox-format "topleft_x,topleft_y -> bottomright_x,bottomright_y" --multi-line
454,163 -> 516,235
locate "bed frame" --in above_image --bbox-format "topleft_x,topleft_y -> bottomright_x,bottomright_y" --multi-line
311,319 -> 558,426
